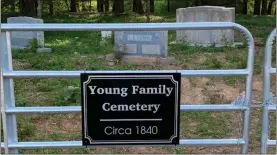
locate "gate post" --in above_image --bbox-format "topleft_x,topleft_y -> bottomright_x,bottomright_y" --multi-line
1,32 -> 19,154
237,25 -> 256,154
260,28 -> 276,154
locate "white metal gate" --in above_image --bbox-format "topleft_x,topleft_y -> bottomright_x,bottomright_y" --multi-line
260,28 -> 276,154
1,22 -> 255,154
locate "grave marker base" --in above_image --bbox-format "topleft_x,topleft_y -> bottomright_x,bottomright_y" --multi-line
105,53 -> 175,65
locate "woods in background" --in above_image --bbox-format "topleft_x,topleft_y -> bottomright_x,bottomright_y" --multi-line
1,0 -> 276,18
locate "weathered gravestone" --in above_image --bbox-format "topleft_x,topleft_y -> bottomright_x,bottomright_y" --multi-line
7,16 -> 51,52
176,6 -> 235,47
101,31 -> 112,40
115,31 -> 168,57
107,31 -> 174,65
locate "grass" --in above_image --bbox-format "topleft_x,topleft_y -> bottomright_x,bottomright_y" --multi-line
1,12 -> 276,154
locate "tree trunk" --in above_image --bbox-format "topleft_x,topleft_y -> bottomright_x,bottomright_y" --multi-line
89,0 -> 92,11
48,0 -> 54,15
112,0 -> 124,15
82,0 -> 87,11
242,0 -> 248,14
104,0 -> 109,13
35,0 -> 38,15
150,0 -> 154,13
200,0 -> 208,5
133,0 -> 144,14
20,0 -> 37,16
194,0 -> 200,6
267,0 -> 275,14
97,0 -> 104,12
70,0 -> 77,12
146,0 -> 150,22
261,0 -> 267,14
254,0 -> 261,15
11,0 -> 16,12
37,0 -> 42,18
19,0 -> 23,15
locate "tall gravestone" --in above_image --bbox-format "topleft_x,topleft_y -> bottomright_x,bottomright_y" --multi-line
7,16 -> 51,52
176,6 -> 235,47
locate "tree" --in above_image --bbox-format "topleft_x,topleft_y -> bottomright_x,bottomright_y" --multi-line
242,0 -> 248,14
254,0 -> 261,15
112,0 -> 124,16
267,0 -> 275,14
11,0 -> 16,12
97,0 -> 109,13
19,0 -> 37,16
48,0 -> 54,15
150,0 -> 154,13
146,0 -> 150,22
261,0 -> 267,14
37,0 -> 42,18
2,0 -> 16,13
64,0 -> 70,11
97,0 -> 104,12
133,0 -> 144,14
200,0 -> 208,5
89,0 -> 92,11
104,0 -> 109,13
70,0 -> 77,12
82,0 -> 87,11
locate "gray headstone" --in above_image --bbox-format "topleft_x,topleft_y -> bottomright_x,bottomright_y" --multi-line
36,48 -> 52,53
101,31 -> 112,40
114,31 -> 168,57
176,6 -> 235,47
7,16 -> 45,49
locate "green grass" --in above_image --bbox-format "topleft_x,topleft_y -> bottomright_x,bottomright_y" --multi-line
1,13 -> 276,154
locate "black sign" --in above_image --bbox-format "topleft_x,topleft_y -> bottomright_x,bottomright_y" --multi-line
81,73 -> 181,146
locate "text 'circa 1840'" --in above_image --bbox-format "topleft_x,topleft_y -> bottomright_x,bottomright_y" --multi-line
81,73 -> 181,146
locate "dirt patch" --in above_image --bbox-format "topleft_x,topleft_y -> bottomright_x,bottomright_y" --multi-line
59,115 -> 81,134
126,147 -> 170,154
181,77 -> 243,105
13,60 -> 31,70
252,76 -> 264,101
208,81 -> 241,102
30,114 -> 81,141
181,78 -> 208,104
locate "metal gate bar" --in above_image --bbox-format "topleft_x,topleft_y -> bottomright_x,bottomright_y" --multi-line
3,69 -> 249,78
1,139 -> 245,149
261,28 -> 276,154
4,104 -> 247,114
1,22 -> 255,154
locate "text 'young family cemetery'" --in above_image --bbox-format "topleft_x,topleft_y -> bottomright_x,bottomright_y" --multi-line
81,73 -> 181,146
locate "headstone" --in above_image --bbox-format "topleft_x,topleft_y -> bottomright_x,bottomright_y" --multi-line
101,31 -> 112,40
7,17 -> 44,48
114,31 -> 168,57
176,6 -> 235,47
7,16 -> 51,52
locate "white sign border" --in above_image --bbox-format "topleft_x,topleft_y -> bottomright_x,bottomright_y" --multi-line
82,74 -> 180,145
